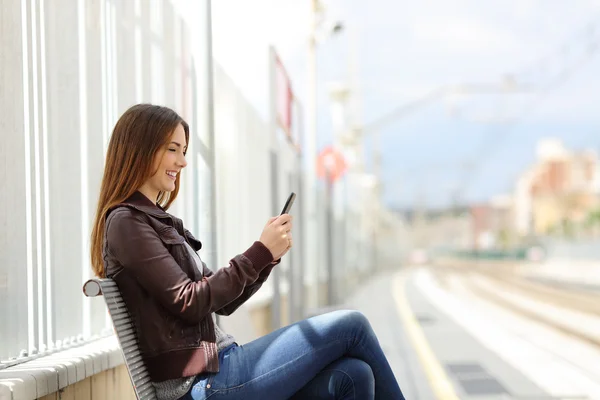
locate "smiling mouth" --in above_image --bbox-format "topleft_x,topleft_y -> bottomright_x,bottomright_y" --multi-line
166,171 -> 177,180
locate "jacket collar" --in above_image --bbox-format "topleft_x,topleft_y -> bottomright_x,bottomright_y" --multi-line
119,191 -> 172,219
119,191 -> 201,249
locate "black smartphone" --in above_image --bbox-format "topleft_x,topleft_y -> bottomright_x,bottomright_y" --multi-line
280,192 -> 296,215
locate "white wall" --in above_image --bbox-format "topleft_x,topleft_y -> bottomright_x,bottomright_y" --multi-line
0,0 -> 212,361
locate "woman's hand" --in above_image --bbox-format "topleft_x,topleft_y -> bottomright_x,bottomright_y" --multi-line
259,214 -> 293,260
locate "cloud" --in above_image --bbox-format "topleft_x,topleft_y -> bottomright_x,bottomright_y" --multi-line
513,0 -> 541,19
410,15 -> 523,55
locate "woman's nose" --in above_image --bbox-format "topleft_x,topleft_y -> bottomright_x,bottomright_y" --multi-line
178,155 -> 187,168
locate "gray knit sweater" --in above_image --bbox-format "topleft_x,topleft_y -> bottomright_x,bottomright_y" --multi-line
152,243 -> 236,400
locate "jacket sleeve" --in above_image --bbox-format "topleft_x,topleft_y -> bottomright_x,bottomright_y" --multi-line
212,260 -> 280,316
106,209 -> 274,324
184,229 -> 280,316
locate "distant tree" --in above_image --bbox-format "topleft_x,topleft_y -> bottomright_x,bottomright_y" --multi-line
497,228 -> 511,250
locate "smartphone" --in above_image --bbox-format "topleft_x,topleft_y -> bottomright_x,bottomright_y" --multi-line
280,192 -> 296,215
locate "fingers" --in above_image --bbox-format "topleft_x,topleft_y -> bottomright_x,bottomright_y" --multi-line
284,232 -> 292,249
265,214 -> 292,229
262,215 -> 293,261
275,242 -> 292,260
265,216 -> 278,227
281,232 -> 292,240
274,214 -> 292,226
274,233 -> 293,259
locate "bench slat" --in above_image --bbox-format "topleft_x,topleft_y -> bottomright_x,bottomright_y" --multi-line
136,378 -> 152,390
138,385 -> 156,395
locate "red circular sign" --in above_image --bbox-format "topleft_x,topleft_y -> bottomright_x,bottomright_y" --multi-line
317,146 -> 347,183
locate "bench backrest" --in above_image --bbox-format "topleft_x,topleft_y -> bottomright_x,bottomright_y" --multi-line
83,278 -> 157,400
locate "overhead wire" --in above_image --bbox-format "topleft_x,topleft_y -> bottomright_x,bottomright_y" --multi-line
455,17 -> 600,202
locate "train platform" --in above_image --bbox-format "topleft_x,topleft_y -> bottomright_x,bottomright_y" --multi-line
520,259 -> 600,293
347,266 -> 600,399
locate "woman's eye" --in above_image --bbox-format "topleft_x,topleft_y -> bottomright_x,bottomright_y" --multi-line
168,148 -> 177,152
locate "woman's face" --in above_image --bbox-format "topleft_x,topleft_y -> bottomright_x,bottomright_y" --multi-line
142,124 -> 188,199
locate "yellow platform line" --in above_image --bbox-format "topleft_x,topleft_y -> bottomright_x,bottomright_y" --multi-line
392,272 -> 460,400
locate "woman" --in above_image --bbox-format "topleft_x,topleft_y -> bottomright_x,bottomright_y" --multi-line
90,104 -> 405,400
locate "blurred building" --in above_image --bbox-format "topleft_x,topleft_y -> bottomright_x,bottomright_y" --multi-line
470,194 -> 514,250
514,139 -> 599,236
399,206 -> 471,257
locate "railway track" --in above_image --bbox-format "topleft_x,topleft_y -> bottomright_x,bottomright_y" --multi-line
431,262 -> 600,348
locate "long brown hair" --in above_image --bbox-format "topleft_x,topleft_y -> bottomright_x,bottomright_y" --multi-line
90,104 -> 189,277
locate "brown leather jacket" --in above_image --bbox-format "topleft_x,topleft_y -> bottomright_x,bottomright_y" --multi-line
103,191 -> 277,382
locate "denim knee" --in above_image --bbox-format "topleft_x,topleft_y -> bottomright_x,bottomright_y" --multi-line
330,358 -> 375,399
346,358 -> 374,384
333,310 -> 371,332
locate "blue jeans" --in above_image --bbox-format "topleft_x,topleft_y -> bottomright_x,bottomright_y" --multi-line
182,310 -> 405,400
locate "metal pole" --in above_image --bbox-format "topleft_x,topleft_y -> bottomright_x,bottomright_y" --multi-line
326,172 -> 334,305
304,0 -> 319,311
270,152 -> 281,329
205,0 -> 217,262
295,102 -> 306,319
287,171 -> 296,323
201,0 -> 219,324
296,168 -> 305,318
268,47 -> 281,330
372,129 -> 381,271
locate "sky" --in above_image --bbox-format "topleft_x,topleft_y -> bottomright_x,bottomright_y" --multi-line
175,0 -> 600,210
